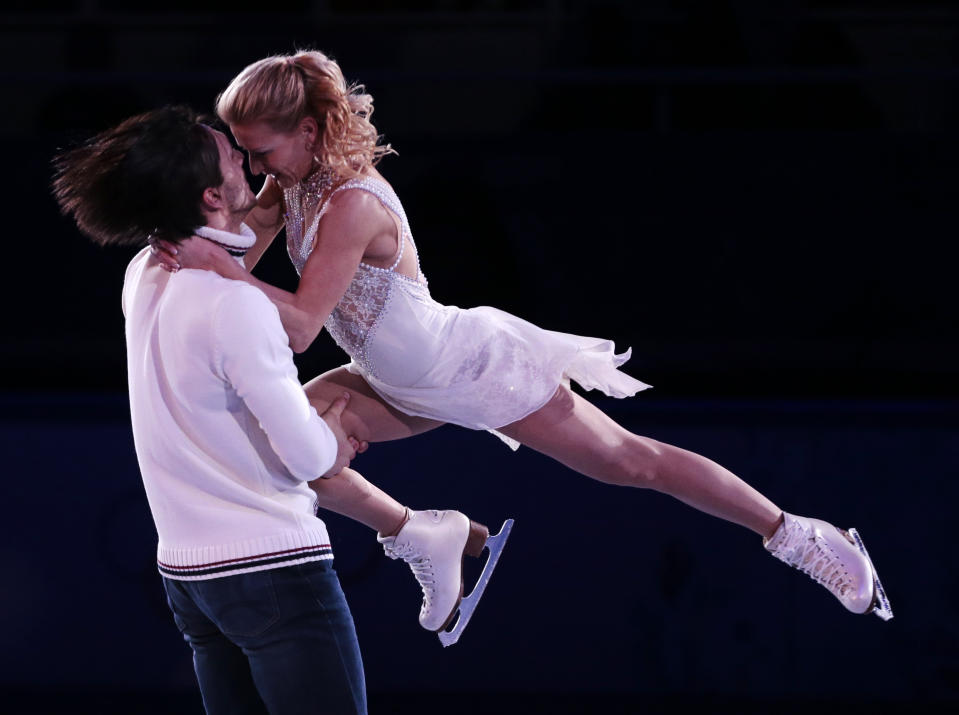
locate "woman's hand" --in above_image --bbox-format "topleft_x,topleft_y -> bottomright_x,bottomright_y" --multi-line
150,236 -> 233,276
149,237 -> 181,273
176,236 -> 233,273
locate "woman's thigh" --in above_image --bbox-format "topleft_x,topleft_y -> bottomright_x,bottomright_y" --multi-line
303,366 -> 443,443
499,385 -> 663,486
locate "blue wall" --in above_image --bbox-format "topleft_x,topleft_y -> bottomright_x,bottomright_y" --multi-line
2,394 -> 954,713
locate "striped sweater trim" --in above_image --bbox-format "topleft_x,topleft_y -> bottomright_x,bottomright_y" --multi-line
158,543 -> 332,579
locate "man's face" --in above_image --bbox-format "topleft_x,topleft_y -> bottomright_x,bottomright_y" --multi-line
211,128 -> 257,215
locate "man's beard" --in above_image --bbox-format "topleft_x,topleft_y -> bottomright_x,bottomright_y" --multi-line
225,184 -> 257,217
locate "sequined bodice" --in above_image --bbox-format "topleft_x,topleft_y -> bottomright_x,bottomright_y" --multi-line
283,174 -> 431,376
282,173 -> 649,447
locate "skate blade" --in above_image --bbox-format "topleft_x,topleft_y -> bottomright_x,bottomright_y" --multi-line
438,518 -> 514,647
848,528 -> 894,621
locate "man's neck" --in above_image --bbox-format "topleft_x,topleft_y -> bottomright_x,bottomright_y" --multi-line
203,211 -> 244,236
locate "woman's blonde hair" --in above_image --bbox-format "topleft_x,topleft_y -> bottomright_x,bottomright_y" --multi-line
216,50 -> 394,180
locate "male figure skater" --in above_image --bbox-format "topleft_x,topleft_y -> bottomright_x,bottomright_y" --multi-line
53,106 -> 367,714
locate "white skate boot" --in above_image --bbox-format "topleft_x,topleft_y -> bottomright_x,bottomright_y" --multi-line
377,509 -> 514,646
764,512 -> 893,620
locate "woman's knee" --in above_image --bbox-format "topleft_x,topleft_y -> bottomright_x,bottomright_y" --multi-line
611,436 -> 666,488
305,373 -> 441,443
305,380 -> 370,443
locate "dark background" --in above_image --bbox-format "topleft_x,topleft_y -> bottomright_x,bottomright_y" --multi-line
1,1 -> 957,714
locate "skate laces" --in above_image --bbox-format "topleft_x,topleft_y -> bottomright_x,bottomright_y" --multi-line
769,521 -> 853,598
386,541 -> 437,605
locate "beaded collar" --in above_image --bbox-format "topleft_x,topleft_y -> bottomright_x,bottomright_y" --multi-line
284,166 -> 338,264
297,166 -> 336,215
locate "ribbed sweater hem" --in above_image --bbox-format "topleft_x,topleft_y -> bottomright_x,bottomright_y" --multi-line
157,528 -> 333,581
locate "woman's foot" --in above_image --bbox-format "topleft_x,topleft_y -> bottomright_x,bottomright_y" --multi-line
377,509 -> 488,631
764,512 -> 893,620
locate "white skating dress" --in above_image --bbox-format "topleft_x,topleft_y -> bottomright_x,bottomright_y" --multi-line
284,174 -> 650,448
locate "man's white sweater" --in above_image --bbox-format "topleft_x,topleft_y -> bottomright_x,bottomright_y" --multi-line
122,244 -> 338,580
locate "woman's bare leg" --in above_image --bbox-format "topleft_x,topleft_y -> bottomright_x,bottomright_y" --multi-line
304,366 -> 443,444
500,386 -> 783,538
307,467 -> 408,535
303,367 -> 499,631
499,386 -> 891,619
301,366 -> 444,535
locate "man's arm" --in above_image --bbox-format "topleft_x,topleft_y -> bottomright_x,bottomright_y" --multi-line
212,283 -> 353,479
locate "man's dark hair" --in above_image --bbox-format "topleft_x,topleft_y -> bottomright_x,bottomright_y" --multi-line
52,105 -> 223,247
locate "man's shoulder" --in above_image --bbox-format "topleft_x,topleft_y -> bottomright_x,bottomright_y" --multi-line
123,246 -> 152,280
198,275 -> 281,331
140,267 -> 268,325
203,273 -> 272,306
176,269 -> 263,299
121,248 -> 153,317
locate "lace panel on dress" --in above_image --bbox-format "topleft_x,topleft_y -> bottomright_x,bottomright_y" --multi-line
283,175 -> 427,376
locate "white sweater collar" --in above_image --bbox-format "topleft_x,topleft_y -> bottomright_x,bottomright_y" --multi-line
194,223 -> 256,265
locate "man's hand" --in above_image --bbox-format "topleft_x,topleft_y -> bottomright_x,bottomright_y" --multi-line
319,392 -> 367,477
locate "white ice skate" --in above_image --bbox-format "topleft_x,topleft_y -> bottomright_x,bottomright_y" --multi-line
764,512 -> 893,621
378,509 -> 514,646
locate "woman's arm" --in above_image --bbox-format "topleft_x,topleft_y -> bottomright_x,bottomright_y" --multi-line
149,175 -> 284,273
176,189 -> 394,353
242,174 -> 285,271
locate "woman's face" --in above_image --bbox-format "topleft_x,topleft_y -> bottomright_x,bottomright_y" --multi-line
230,119 -> 317,189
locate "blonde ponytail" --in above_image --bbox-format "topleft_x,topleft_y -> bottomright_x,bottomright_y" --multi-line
216,50 -> 394,180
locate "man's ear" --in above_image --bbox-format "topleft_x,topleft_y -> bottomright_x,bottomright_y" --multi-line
201,186 -> 222,210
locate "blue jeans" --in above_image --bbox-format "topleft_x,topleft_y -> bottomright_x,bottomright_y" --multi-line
163,559 -> 367,715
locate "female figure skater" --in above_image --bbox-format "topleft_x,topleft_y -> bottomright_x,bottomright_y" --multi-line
156,50 -> 892,623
